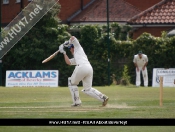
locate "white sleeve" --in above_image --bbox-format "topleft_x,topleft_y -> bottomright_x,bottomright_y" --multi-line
69,36 -> 81,48
142,54 -> 148,62
133,55 -> 137,63
145,55 -> 148,62
69,58 -> 76,65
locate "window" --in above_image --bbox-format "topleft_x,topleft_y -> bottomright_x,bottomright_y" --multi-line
3,0 -> 9,4
16,0 -> 21,3
28,0 -> 32,1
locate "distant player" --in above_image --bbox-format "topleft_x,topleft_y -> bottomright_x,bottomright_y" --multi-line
59,36 -> 109,107
133,51 -> 148,87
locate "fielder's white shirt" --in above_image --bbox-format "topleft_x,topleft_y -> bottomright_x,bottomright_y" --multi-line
69,37 -> 90,65
133,54 -> 148,67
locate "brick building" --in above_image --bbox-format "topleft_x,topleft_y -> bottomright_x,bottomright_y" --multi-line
1,0 -> 31,26
1,0 -> 92,26
128,0 -> 175,39
124,0 -> 161,11
1,0 -> 174,39
58,0 -> 92,23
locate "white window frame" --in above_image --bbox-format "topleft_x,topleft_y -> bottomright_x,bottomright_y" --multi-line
16,0 -> 21,3
3,0 -> 9,4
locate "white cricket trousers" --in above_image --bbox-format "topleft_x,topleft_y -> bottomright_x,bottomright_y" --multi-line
71,64 -> 93,89
135,67 -> 148,87
70,64 -> 106,102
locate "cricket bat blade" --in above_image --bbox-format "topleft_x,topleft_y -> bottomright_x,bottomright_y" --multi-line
42,50 -> 59,63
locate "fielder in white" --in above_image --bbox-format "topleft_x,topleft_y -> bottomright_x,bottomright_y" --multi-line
59,36 -> 109,107
133,51 -> 148,87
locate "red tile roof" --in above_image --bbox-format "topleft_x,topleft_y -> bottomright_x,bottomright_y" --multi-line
128,0 -> 175,24
70,0 -> 141,22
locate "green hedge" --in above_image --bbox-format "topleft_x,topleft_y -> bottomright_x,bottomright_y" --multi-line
2,23 -> 175,86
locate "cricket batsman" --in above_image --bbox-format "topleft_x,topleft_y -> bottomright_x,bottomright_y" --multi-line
133,51 -> 148,87
58,36 -> 109,107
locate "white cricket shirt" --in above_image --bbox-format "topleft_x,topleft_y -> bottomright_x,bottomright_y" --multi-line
133,54 -> 148,67
69,37 -> 90,65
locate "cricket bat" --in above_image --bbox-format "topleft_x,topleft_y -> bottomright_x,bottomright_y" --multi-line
42,50 -> 59,63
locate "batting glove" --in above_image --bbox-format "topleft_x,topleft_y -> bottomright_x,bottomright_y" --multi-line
59,44 -> 66,55
63,41 -> 71,47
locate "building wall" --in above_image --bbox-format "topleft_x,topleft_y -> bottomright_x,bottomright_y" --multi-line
1,0 -> 92,25
2,0 -> 30,25
132,27 -> 173,39
58,0 -> 92,22
124,0 -> 161,11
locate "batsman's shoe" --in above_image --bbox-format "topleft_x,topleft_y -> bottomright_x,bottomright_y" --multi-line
71,103 -> 81,107
102,96 -> 109,106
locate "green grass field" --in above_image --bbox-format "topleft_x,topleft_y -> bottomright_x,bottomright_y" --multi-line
0,85 -> 175,132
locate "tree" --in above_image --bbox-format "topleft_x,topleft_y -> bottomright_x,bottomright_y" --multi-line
1,2 -> 71,86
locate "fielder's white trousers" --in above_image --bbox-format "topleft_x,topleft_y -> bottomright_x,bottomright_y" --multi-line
135,67 -> 148,87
